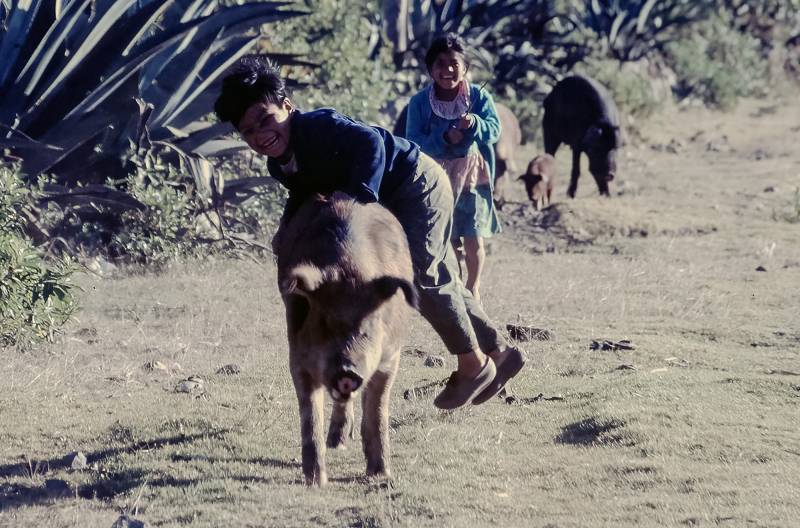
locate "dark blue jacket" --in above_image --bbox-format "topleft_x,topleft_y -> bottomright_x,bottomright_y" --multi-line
266,108 -> 420,214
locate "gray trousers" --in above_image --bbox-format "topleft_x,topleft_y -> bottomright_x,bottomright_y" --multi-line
385,153 -> 506,355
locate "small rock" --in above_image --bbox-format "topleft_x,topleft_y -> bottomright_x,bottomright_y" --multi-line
615,364 -> 637,371
507,324 -> 553,341
69,452 -> 87,470
755,266 -> 767,272
589,339 -> 635,351
763,185 -> 776,193
403,378 -> 447,400
753,148 -> 770,160
111,515 -> 146,528
423,355 -> 445,368
176,376 -> 204,393
216,364 -> 241,375
401,347 -> 427,358
142,360 -> 168,372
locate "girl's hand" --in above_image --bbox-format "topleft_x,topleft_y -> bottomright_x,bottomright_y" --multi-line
456,113 -> 474,130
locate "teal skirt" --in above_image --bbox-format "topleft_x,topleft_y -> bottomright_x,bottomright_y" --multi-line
452,184 -> 501,240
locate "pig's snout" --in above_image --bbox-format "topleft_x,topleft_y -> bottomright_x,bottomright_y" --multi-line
331,367 -> 363,400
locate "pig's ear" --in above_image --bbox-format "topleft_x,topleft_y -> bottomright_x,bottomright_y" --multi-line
581,125 -> 603,148
282,264 -> 323,297
371,276 -> 419,310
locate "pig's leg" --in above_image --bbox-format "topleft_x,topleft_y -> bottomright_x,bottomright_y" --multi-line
292,368 -> 327,486
567,147 -> 581,198
361,356 -> 399,478
326,399 -> 355,449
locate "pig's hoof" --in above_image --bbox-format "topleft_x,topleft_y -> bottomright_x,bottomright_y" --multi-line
304,472 -> 328,487
366,468 -> 391,479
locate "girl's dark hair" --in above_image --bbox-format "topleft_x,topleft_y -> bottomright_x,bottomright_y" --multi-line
214,56 -> 287,127
424,33 -> 469,71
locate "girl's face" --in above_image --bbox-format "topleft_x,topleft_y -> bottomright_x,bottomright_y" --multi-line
238,98 -> 293,158
430,49 -> 468,91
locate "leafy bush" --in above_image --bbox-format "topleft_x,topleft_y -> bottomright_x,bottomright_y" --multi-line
577,58 -> 660,120
265,0 -> 396,126
0,164 -> 78,347
666,17 -> 769,109
64,151 -> 286,266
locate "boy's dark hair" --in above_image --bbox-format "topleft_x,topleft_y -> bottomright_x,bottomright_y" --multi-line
214,56 -> 287,128
424,33 -> 469,72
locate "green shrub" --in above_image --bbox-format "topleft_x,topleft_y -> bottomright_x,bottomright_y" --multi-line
266,0 -> 396,126
108,156 -> 197,266
666,17 -> 769,109
577,58 -> 660,120
92,152 -> 285,266
0,164 -> 78,347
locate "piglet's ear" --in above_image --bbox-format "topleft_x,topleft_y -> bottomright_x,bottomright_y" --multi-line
282,264 -> 323,297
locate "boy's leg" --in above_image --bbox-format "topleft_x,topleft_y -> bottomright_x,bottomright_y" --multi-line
386,154 -> 495,408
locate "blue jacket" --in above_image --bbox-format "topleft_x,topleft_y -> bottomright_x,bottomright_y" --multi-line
405,83 -> 501,187
266,108 -> 419,214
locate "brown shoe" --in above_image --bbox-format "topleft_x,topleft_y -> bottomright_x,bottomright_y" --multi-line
472,346 -> 526,405
433,359 -> 496,410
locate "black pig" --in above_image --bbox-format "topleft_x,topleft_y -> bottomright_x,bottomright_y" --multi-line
543,75 -> 621,198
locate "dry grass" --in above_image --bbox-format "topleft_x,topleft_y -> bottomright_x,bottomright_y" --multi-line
1,98 -> 799,527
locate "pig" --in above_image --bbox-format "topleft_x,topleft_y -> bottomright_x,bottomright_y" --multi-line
542,75 -> 621,198
275,192 -> 418,487
392,101 -> 521,206
492,102 -> 522,206
518,154 -> 556,210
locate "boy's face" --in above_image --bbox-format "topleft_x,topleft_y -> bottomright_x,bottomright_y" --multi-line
237,99 -> 293,158
430,50 -> 467,91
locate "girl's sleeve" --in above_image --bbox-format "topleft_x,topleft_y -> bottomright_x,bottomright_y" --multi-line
406,93 -> 448,154
464,87 -> 501,145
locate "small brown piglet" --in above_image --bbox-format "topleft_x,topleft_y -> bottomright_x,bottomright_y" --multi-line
518,154 -> 556,210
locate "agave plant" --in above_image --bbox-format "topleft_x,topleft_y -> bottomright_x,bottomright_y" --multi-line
0,0 -> 306,186
567,0 -> 714,62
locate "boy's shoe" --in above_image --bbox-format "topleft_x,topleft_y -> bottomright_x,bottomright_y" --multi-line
472,346 -> 526,405
433,359 -> 496,410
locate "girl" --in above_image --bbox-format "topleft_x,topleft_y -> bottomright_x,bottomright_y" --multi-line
405,33 -> 502,303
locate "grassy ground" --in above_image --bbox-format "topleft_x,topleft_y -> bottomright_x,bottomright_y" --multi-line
1,98 -> 799,527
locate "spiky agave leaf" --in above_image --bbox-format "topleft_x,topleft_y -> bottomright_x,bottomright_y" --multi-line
0,0 -> 306,181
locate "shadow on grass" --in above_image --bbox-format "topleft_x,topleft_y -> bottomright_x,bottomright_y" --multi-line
0,430 -> 228,511
169,453 -> 299,470
556,417 -> 632,446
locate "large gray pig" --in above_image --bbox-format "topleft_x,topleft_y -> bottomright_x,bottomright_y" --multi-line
543,75 -> 621,198
275,192 -> 418,486
392,101 -> 520,204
